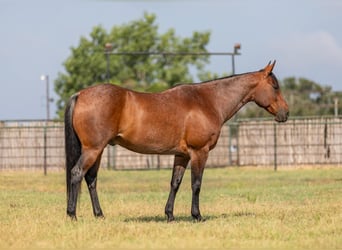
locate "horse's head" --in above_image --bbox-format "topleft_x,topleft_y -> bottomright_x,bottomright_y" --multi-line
253,61 -> 289,122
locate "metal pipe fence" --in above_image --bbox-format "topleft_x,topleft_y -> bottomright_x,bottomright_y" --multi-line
237,117 -> 342,168
0,117 -> 341,172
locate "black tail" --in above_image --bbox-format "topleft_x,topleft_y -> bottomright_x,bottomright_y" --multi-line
65,93 -> 81,203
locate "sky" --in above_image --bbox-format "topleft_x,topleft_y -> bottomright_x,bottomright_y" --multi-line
1,0 -> 341,120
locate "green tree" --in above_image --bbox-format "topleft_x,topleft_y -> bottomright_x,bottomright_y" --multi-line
282,77 -> 336,117
54,13 -> 211,118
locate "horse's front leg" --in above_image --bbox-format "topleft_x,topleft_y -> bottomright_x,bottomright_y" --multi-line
165,155 -> 189,222
190,149 -> 208,222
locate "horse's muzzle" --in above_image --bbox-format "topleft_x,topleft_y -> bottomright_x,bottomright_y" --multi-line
275,109 -> 289,122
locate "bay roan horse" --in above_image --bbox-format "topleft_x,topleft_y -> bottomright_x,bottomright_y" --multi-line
65,61 -> 289,222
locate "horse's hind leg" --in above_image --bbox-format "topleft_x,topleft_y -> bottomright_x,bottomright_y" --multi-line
67,164 -> 82,219
67,148 -> 103,219
165,155 -> 189,222
67,156 -> 85,219
85,153 -> 104,218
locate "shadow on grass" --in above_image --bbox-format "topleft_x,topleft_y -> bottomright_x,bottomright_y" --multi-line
124,215 -> 192,223
123,211 -> 256,223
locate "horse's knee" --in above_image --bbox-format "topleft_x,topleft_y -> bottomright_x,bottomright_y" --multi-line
170,177 -> 182,191
192,180 -> 201,195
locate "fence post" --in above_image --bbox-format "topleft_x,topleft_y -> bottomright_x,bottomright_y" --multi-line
228,123 -> 232,165
157,155 -> 161,170
236,121 -> 240,166
273,123 -> 277,171
43,125 -> 47,175
112,146 -> 116,170
107,147 -> 111,170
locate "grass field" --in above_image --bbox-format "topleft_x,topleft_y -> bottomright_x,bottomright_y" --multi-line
0,167 -> 341,249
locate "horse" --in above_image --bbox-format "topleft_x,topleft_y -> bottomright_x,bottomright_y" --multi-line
65,61 -> 289,222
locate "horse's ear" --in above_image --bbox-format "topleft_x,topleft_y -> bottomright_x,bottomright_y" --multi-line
263,60 -> 276,77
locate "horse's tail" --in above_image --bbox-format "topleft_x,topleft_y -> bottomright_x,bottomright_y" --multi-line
65,93 -> 81,202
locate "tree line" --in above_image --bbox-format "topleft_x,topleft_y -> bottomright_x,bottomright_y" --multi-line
54,13 -> 341,119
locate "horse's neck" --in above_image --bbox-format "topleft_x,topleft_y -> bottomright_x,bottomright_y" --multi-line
210,74 -> 258,123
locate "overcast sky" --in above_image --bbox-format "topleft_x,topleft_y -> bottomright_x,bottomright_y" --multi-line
1,0 -> 341,120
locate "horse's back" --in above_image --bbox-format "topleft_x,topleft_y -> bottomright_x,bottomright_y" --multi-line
72,83 -> 221,155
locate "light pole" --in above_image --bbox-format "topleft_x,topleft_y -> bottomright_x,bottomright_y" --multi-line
229,43 -> 241,166
334,97 -> 339,116
231,43 -> 241,75
105,43 -> 113,82
104,44 -> 114,169
40,74 -> 53,120
40,74 -> 53,175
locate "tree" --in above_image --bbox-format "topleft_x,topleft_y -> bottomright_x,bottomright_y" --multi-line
281,77 -> 339,117
54,13 -> 211,118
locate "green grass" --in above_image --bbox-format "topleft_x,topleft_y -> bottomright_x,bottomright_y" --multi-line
0,167 -> 341,249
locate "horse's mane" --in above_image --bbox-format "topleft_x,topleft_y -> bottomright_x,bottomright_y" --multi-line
197,72 -> 253,84
170,74 -> 241,89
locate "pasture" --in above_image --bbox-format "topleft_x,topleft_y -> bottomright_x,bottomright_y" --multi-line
0,167 -> 341,249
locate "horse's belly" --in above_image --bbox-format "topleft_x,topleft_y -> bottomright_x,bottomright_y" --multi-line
112,133 -> 183,155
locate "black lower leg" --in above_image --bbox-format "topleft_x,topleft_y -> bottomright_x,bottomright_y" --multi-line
67,181 -> 80,220
165,156 -> 188,222
85,173 -> 103,218
67,164 -> 84,220
191,179 -> 202,221
190,151 -> 207,222
165,170 -> 184,222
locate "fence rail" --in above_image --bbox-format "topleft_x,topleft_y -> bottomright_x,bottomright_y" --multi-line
237,117 -> 342,167
0,117 -> 341,171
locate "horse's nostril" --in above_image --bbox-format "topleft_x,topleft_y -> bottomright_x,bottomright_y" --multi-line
275,109 -> 289,123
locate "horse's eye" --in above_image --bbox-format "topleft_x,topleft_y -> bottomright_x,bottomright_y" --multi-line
272,81 -> 279,90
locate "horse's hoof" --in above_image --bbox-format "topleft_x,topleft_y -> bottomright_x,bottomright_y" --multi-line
165,211 -> 175,223
67,211 -> 77,221
167,218 -> 176,223
198,217 -> 206,222
67,214 -> 77,221
95,214 -> 105,220
192,215 -> 205,222
166,215 -> 175,223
